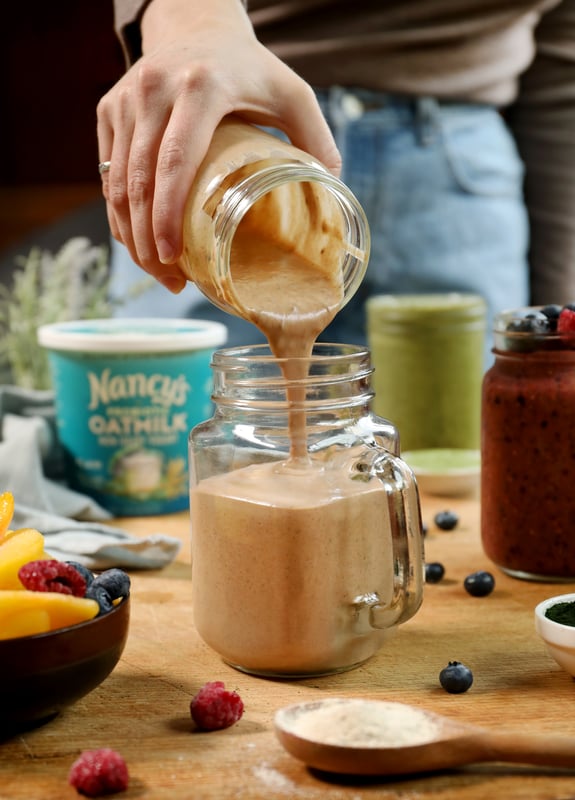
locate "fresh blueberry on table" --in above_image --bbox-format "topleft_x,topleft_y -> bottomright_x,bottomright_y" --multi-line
434,510 -> 459,531
439,661 -> 473,694
464,570 -> 495,597
425,562 -> 445,584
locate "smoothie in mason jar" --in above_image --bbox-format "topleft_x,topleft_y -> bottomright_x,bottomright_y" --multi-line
186,120 -> 424,676
481,304 -> 575,580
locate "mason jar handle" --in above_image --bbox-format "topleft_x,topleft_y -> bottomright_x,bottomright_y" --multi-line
352,450 -> 425,631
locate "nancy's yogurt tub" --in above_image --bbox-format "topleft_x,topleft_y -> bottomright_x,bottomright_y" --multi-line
38,318 -> 227,516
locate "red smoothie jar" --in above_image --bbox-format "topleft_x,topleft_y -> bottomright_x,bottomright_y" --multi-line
481,306 -> 575,581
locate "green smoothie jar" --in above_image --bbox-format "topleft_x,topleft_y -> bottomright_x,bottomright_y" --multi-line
366,293 -> 486,452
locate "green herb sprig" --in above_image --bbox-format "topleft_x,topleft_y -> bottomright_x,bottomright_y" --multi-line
0,237 -> 152,389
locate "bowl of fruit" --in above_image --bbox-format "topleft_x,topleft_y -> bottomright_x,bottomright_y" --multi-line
0,493 -> 130,735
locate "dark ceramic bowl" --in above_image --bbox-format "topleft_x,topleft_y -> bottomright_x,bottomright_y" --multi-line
0,596 -> 130,735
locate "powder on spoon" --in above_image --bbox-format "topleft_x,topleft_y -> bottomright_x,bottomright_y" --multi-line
287,699 -> 440,748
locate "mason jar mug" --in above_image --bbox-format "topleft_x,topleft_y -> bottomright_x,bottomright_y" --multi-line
189,343 -> 425,678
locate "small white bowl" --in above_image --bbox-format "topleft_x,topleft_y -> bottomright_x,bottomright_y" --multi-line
535,593 -> 575,677
401,449 -> 480,497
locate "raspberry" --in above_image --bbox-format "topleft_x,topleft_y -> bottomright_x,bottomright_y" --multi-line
190,681 -> 244,731
18,559 -> 86,596
557,305 -> 575,334
68,748 -> 129,797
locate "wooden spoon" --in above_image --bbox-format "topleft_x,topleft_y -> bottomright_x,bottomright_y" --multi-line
274,698 -> 575,776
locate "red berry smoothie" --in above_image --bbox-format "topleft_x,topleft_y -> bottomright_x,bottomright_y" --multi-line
481,307 -> 575,580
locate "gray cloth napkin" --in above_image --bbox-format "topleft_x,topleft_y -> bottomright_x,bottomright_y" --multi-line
0,386 -> 182,570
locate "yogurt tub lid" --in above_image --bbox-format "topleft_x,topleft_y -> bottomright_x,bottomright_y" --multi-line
37,318 -> 228,353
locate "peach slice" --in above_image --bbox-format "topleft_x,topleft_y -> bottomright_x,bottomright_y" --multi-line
0,528 -> 47,589
0,590 -> 99,639
0,492 -> 15,538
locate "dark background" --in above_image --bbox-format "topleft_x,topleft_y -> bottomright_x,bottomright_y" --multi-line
0,1 -> 125,267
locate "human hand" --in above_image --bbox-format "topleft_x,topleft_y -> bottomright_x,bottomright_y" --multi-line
97,0 -> 341,292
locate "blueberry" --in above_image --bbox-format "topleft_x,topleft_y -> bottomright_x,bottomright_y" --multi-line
434,510 -> 459,531
65,561 -> 94,588
85,584 -> 114,615
504,311 -> 551,352
540,304 -> 562,330
505,311 -> 550,335
92,568 -> 131,601
464,570 -> 495,597
439,661 -> 473,694
425,562 -> 445,584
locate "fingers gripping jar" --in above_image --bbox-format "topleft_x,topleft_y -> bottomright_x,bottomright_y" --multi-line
189,344 -> 425,678
178,116 -> 370,326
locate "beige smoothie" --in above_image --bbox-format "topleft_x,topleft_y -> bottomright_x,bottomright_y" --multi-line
191,461 -> 393,675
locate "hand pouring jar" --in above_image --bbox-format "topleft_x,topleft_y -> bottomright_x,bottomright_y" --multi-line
189,343 -> 425,678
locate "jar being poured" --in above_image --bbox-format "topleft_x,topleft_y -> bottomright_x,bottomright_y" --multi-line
185,116 -> 424,677
180,118 -> 367,342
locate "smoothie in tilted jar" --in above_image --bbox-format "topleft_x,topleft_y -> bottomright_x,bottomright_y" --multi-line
481,304 -> 575,580
183,116 -> 425,677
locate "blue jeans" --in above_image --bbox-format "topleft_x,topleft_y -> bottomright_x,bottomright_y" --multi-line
112,88 -> 529,357
315,88 -> 529,359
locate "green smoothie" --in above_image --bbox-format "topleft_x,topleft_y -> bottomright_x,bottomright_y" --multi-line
366,294 -> 486,452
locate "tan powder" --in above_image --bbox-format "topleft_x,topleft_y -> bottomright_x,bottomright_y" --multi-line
289,700 -> 439,748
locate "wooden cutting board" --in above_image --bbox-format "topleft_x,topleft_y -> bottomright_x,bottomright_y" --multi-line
1,493 -> 574,799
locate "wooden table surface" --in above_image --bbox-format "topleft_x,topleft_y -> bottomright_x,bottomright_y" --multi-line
2,491 -> 575,799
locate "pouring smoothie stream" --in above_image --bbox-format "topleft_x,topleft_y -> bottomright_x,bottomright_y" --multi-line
184,117 -> 425,677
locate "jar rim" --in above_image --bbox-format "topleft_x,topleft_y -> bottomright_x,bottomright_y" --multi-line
212,342 -> 371,365
213,162 -> 370,317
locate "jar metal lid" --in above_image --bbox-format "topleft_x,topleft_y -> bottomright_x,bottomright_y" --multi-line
37,318 -> 228,353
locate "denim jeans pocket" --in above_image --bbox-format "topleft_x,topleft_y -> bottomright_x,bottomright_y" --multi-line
438,106 -> 525,198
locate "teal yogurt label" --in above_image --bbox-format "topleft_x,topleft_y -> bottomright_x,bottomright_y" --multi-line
39,319 -> 227,516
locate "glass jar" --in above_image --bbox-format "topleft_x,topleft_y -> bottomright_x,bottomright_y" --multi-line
189,343 -> 425,678
179,116 -> 370,323
366,293 -> 486,451
481,308 -> 575,580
